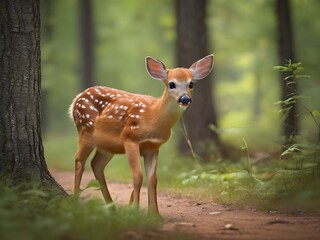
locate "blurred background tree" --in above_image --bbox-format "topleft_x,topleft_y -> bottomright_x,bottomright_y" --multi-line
175,0 -> 223,161
80,0 -> 95,89
275,0 -> 297,147
40,0 -> 320,169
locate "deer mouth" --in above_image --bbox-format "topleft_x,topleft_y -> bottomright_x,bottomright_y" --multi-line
178,95 -> 192,108
179,102 -> 191,109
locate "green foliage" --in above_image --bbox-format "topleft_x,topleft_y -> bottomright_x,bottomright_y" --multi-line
0,182 -> 161,240
274,60 -> 320,141
177,140 -> 320,212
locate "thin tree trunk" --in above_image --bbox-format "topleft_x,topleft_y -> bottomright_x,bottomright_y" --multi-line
175,0 -> 222,161
80,0 -> 95,89
0,0 -> 66,195
276,0 -> 297,146
253,54 -> 262,120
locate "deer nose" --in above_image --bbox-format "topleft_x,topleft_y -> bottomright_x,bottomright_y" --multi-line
178,94 -> 192,106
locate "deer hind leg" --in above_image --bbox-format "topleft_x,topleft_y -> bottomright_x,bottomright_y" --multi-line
125,141 -> 143,207
91,150 -> 114,203
74,143 -> 94,195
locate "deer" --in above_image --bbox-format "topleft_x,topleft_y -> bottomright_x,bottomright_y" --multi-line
69,54 -> 214,214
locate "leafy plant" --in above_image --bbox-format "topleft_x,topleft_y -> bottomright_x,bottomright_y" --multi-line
273,60 -> 309,121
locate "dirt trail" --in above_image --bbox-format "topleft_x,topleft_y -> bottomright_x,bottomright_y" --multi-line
51,170 -> 320,240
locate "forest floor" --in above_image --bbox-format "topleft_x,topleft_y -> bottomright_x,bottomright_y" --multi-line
51,170 -> 320,240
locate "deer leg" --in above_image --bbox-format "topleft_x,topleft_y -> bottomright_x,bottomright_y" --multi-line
74,144 -> 94,195
91,150 -> 114,203
143,150 -> 159,214
125,141 -> 142,207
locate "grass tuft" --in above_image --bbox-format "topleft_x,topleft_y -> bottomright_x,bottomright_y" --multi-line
0,182 -> 161,240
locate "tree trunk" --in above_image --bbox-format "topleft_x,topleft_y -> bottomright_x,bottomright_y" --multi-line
175,0 -> 222,161
0,0 -> 66,195
275,0 -> 297,146
80,0 -> 95,89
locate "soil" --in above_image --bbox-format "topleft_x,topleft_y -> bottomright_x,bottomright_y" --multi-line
51,170 -> 320,240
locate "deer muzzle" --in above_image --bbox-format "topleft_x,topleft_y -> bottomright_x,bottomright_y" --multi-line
178,94 -> 192,108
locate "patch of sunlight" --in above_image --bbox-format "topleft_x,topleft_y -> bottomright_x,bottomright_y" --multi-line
220,110 -> 251,129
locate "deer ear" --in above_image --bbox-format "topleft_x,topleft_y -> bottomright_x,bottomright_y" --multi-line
146,56 -> 168,80
189,54 -> 214,80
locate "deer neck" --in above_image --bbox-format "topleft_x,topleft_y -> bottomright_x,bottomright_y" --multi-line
152,89 -> 182,130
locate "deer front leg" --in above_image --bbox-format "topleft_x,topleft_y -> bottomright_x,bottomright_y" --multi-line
143,150 -> 159,214
125,141 -> 143,207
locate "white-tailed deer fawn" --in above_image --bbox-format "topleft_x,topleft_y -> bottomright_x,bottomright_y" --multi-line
69,54 -> 214,214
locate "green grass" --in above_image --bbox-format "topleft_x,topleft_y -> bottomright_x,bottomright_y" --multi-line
44,132 -> 78,171
177,153 -> 320,212
0,182 -> 162,240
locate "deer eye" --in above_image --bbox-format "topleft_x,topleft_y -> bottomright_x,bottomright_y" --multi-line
189,81 -> 194,89
169,82 -> 176,89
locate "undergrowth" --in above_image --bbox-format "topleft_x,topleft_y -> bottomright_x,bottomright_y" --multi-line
177,137 -> 320,212
0,182 -> 161,240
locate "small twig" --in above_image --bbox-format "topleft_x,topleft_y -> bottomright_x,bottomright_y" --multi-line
242,138 -> 252,178
180,116 -> 202,167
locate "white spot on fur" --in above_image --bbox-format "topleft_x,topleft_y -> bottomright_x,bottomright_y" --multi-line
85,121 -> 93,127
94,88 -> 101,94
90,106 -> 98,112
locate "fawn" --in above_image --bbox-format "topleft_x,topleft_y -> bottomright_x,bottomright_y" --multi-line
69,54 -> 214,214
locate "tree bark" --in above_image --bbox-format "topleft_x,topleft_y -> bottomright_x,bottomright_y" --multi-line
0,0 -> 66,195
175,0 -> 222,161
275,0 -> 297,146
